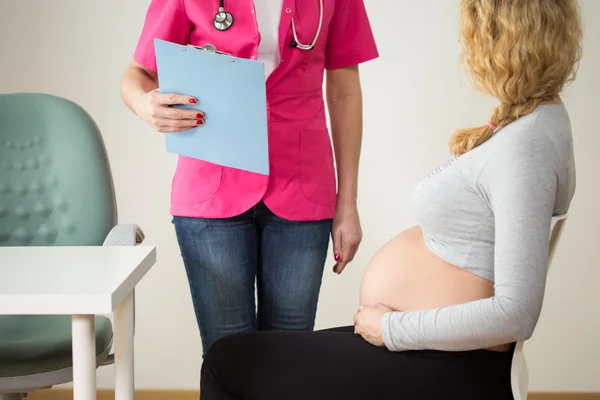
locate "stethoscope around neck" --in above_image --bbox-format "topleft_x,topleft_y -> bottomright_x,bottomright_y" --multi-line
213,0 -> 324,51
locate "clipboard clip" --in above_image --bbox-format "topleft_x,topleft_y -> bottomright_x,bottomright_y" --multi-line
186,43 -> 231,56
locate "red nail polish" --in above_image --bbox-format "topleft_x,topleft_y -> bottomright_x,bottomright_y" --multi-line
196,113 -> 204,118
197,120 -> 204,125
189,98 -> 197,104
334,254 -> 341,261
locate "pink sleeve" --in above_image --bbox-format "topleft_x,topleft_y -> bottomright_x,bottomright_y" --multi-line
325,0 -> 379,70
133,0 -> 191,72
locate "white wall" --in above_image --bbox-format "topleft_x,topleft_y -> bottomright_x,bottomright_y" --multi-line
1,0 -> 599,392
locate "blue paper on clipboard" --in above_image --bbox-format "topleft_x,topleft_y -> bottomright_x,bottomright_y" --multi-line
154,39 -> 269,175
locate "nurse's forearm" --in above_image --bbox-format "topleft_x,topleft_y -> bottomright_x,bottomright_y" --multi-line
120,60 -> 159,115
326,66 -> 363,206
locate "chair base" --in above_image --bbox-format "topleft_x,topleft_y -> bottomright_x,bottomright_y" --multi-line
0,340 -> 111,394
0,394 -> 26,400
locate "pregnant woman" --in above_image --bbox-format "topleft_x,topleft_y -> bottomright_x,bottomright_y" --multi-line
120,0 -> 378,356
199,0 -> 583,399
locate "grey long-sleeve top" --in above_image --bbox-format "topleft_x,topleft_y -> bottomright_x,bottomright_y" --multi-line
382,104 -> 575,352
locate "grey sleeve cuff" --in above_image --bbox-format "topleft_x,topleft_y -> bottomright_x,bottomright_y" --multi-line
381,312 -> 398,351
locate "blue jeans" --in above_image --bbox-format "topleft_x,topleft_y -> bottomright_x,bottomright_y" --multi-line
173,202 -> 332,355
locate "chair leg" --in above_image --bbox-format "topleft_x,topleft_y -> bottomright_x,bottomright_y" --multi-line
0,394 -> 25,400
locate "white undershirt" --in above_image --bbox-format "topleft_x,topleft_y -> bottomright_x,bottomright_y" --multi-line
254,0 -> 284,79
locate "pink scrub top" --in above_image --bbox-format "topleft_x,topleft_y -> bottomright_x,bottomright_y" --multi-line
134,0 -> 379,221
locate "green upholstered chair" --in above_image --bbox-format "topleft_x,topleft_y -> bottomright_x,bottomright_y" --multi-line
0,93 -> 144,400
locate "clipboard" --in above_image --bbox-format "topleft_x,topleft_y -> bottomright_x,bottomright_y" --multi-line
154,39 -> 269,175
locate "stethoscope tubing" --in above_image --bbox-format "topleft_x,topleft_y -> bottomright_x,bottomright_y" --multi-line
214,0 -> 323,51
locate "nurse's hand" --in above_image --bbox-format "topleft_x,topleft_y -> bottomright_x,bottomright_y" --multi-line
332,202 -> 362,274
134,89 -> 205,133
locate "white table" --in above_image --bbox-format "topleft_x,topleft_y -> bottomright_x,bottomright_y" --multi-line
0,246 -> 157,400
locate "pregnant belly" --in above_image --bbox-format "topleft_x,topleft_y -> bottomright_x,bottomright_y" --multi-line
359,226 -> 494,312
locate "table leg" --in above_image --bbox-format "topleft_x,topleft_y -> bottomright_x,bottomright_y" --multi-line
115,291 -> 135,400
72,315 -> 97,400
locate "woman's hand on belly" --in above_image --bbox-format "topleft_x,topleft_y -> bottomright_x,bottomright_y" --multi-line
353,304 -> 393,347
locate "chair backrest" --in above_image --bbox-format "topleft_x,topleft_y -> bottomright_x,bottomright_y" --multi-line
0,93 -> 116,246
548,215 -> 568,268
511,213 -> 568,400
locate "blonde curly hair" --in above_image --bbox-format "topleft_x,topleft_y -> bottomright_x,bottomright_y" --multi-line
450,0 -> 583,156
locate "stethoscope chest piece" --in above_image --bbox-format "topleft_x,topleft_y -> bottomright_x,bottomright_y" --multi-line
214,7 -> 234,31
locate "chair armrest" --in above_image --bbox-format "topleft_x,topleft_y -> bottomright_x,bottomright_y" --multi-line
100,224 -> 145,366
102,224 -> 145,246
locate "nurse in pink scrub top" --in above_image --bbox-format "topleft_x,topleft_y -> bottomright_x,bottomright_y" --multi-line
120,0 -> 378,355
